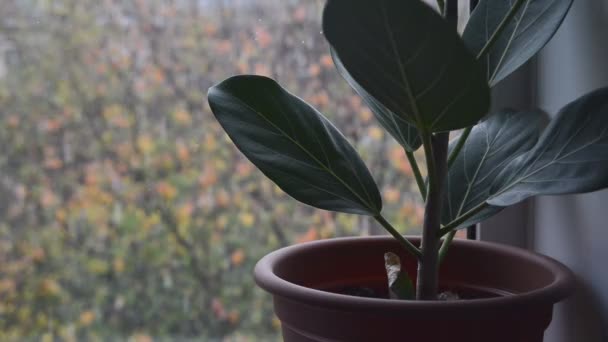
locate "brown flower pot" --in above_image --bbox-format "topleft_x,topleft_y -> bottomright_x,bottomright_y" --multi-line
254,236 -> 575,342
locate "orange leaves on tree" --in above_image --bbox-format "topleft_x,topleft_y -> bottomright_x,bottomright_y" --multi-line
40,188 -> 58,208
103,104 -> 132,128
235,160 -> 254,178
255,27 -> 272,48
320,54 -> 334,69
216,40 -> 233,56
292,6 -> 307,23
215,189 -> 230,208
253,63 -> 272,77
78,310 -> 96,326
175,140 -> 190,163
308,63 -> 321,77
199,166 -> 218,188
296,227 -> 319,244
172,108 -> 192,126
203,23 -> 218,37
156,181 -> 177,201
308,90 -> 330,108
230,249 -> 245,266
389,146 -> 413,176
38,278 -> 62,298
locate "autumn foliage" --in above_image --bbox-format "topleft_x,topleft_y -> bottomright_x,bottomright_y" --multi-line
0,0 -> 424,340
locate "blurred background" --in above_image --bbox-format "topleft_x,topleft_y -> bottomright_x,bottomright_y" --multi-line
0,0 -> 426,340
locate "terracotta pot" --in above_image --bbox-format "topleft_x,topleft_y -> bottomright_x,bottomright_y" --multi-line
254,236 -> 574,342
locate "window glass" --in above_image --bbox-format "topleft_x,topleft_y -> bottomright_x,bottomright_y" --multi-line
0,0 -> 424,340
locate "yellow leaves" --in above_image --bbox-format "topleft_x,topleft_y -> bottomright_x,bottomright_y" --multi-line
113,258 -> 125,274
172,108 -> 192,126
215,215 -> 228,230
137,134 -> 155,154
176,202 -> 194,227
38,278 -> 62,298
78,310 -> 96,326
156,181 -> 177,201
103,104 -> 132,128
368,126 -> 384,141
238,212 -> 255,228
230,249 -> 245,266
272,316 -> 282,330
359,108 -> 374,123
87,259 -> 109,275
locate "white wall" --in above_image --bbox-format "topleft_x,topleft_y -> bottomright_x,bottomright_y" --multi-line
534,0 -> 608,341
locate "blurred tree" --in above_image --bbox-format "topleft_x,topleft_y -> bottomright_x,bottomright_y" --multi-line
0,0 -> 423,340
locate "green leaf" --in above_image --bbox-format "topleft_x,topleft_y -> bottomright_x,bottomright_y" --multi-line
207,75 -> 382,215
384,252 -> 414,300
463,0 -> 573,86
442,109 -> 540,228
489,87 -> 608,206
331,49 -> 421,151
323,0 -> 490,132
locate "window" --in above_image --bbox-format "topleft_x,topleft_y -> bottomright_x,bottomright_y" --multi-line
0,0 -> 429,340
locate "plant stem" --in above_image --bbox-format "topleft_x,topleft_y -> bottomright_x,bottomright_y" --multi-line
416,131 -> 449,300
438,230 -> 456,263
476,0 -> 527,60
439,201 -> 488,236
405,150 -> 427,199
446,127 -> 471,169
374,214 -> 422,260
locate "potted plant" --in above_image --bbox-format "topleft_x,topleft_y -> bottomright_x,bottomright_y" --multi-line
207,0 -> 608,341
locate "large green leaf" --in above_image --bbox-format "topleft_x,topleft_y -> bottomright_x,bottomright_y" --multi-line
488,87 -> 608,206
442,109 -> 540,228
207,75 -> 382,215
323,0 -> 490,132
463,0 -> 573,86
331,49 -> 421,151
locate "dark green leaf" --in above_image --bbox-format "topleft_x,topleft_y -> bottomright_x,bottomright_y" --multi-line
323,0 -> 490,132
331,49 -> 421,151
208,75 -> 382,215
489,87 -> 608,206
463,0 -> 573,86
442,109 -> 540,228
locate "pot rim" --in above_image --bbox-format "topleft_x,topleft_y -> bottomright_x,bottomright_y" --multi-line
254,236 -> 575,314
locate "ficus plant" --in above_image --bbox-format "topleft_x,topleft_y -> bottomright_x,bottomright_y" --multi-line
208,0 -> 608,300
